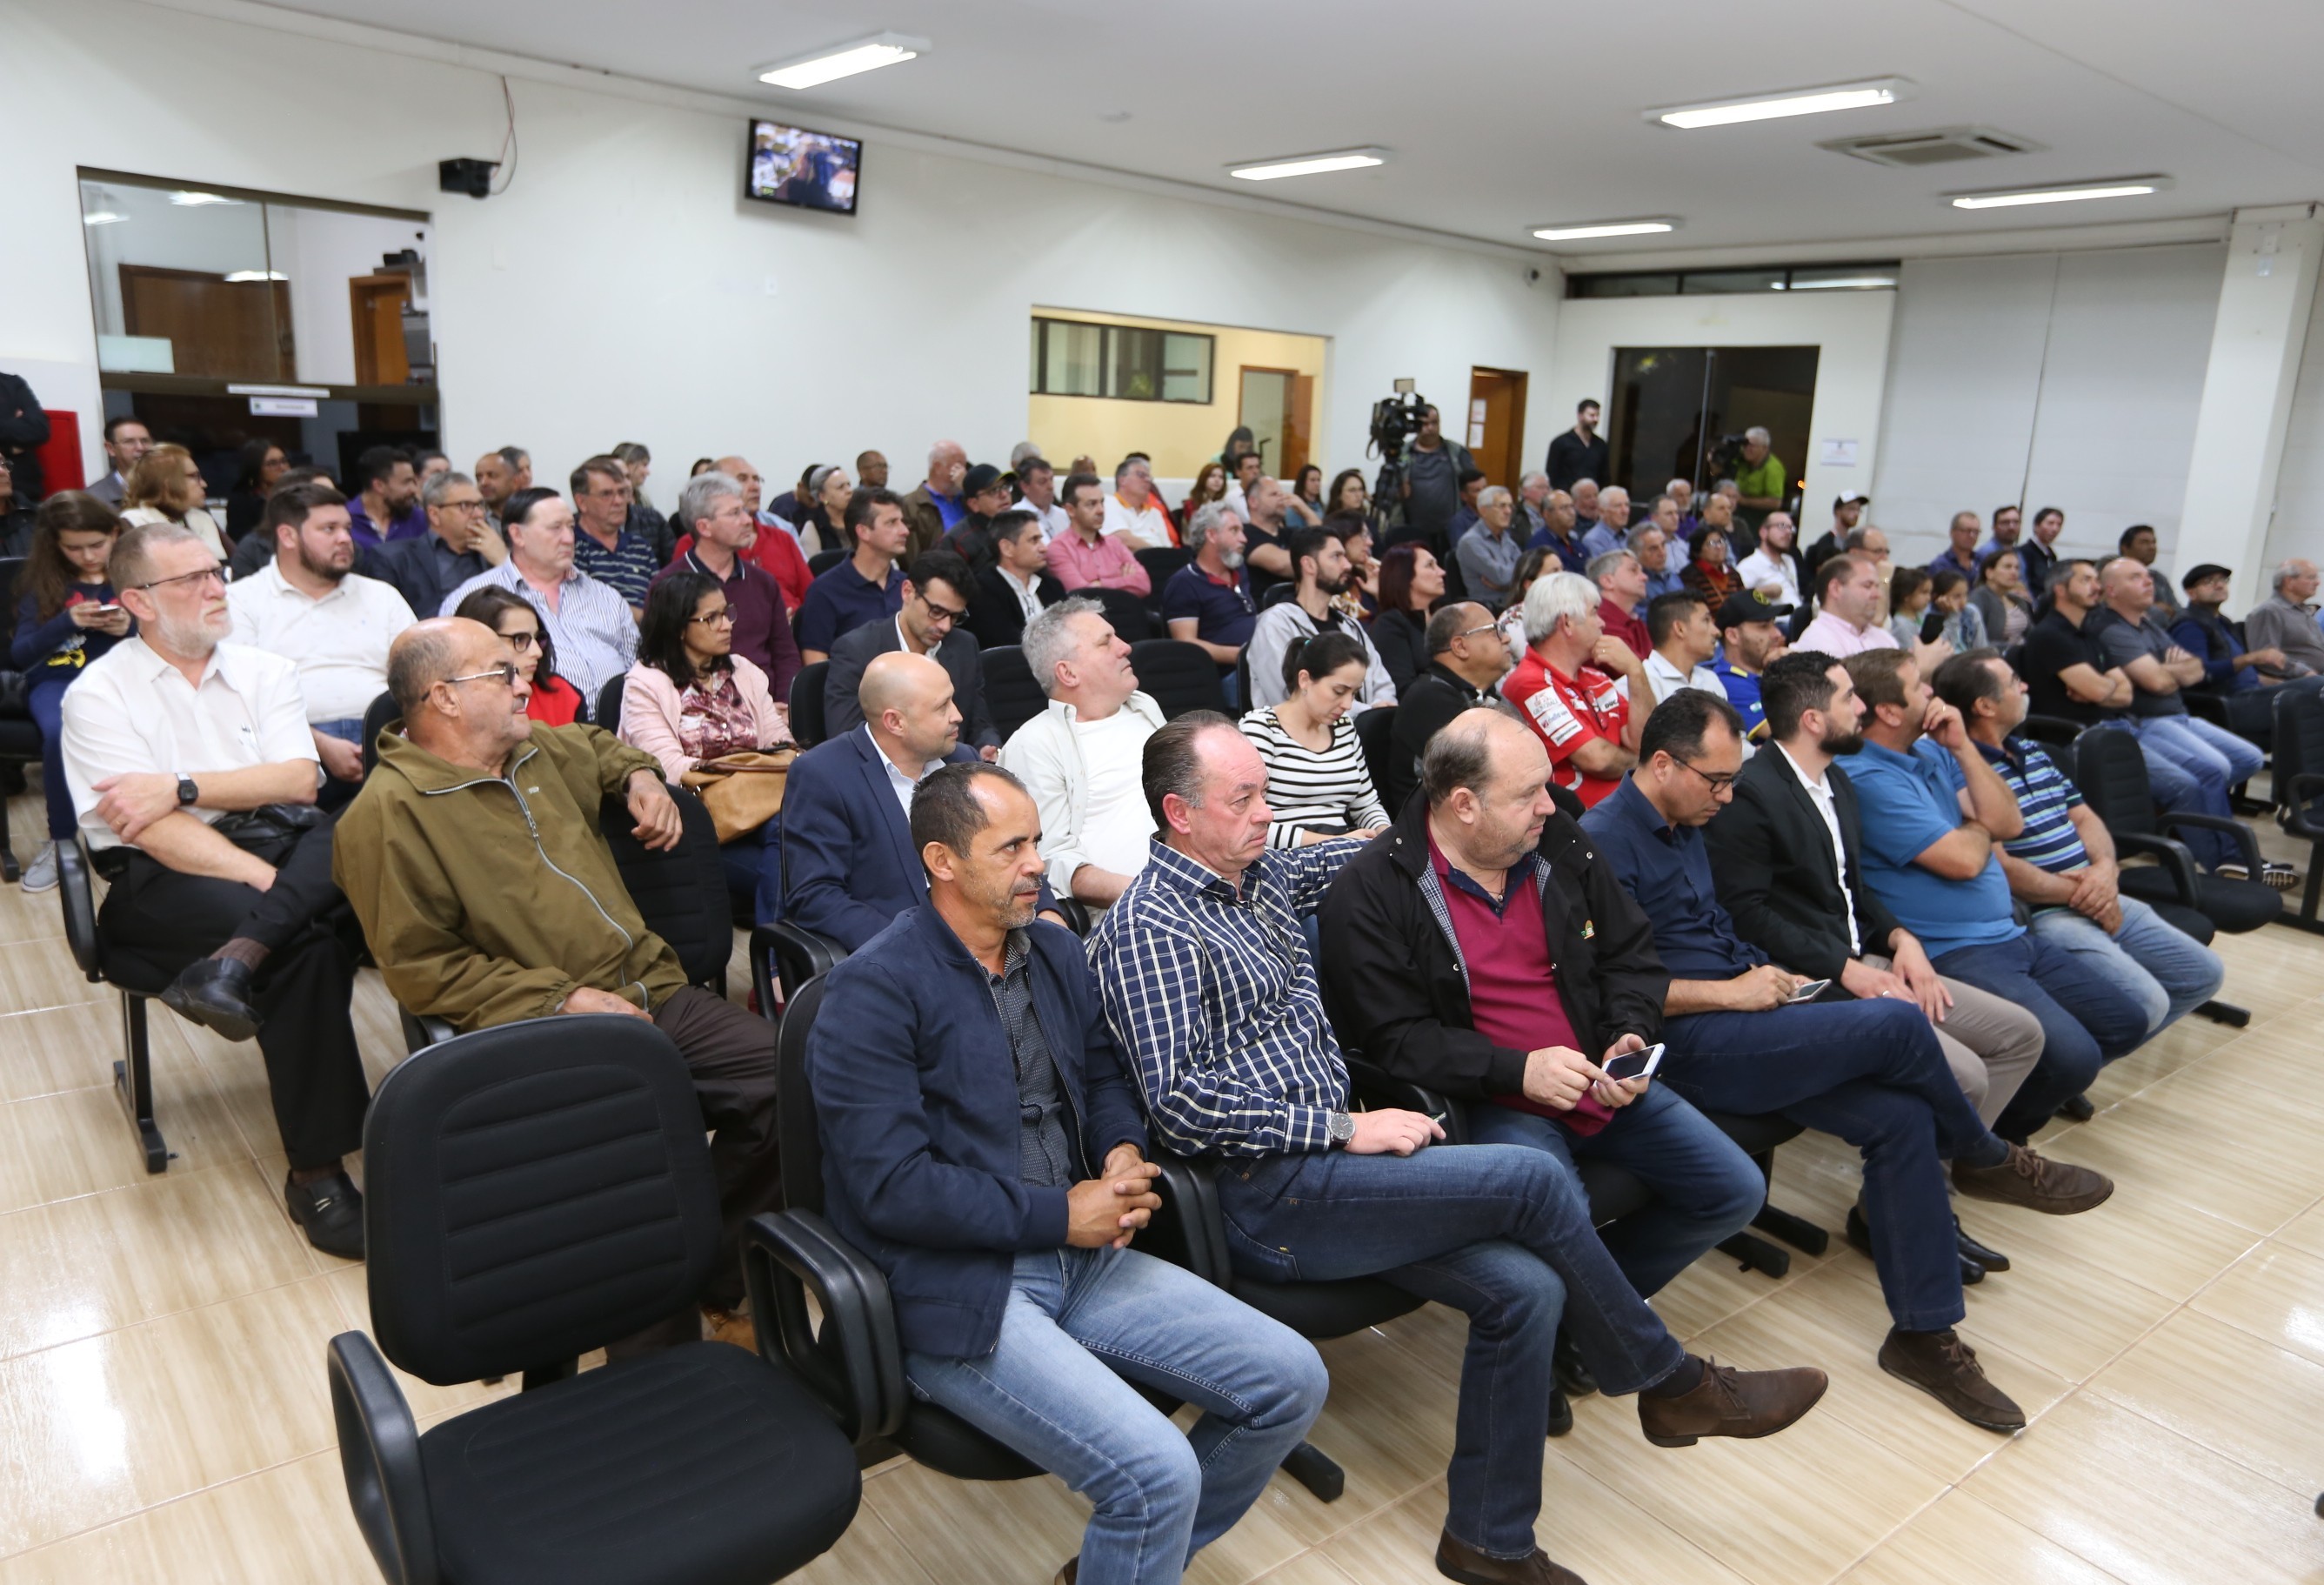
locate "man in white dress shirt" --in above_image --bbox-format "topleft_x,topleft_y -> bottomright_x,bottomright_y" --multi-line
1642,591 -> 1727,708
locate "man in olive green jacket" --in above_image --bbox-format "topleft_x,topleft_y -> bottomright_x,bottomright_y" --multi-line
336,617 -> 779,1329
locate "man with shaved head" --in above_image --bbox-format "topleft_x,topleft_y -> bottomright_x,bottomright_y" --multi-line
336,617 -> 783,1348
785,650 -> 1061,950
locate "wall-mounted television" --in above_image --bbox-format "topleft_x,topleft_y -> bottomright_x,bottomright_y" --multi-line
745,119 -> 861,215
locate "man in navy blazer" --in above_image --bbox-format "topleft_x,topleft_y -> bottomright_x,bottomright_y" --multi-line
820,550 -> 1002,752
811,764 -> 1326,1585
785,652 -> 1058,949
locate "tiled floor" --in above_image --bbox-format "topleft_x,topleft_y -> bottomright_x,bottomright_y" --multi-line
3,781 -> 2323,1584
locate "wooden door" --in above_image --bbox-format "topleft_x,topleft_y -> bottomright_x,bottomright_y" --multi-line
118,264 -> 292,380
1466,366 -> 1530,492
350,275 -> 412,386
1282,374 -> 1313,479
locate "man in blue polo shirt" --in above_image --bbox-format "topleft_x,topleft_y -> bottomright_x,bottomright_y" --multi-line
1840,648 -> 2153,1145
1581,687 -> 2114,1432
1712,592 -> 1789,748
1935,648 -> 2224,1061
794,486 -> 910,663
1161,502 -> 1257,704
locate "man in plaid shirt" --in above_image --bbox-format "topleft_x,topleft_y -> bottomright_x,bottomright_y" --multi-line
1089,713 -> 1828,1585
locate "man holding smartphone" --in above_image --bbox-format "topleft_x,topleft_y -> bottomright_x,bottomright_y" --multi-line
1319,707 -> 1770,1409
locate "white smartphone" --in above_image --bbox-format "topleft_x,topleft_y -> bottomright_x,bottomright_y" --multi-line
1602,1042 -> 1665,1084
1788,978 -> 1832,1004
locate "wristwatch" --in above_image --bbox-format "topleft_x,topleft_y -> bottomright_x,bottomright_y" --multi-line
174,772 -> 198,806
1326,1110 -> 1356,1149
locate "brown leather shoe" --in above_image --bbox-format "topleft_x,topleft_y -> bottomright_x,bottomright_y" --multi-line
1053,1559 -> 1077,1585
1634,1355 -> 1827,1448
1436,1530 -> 1588,1584
1878,1327 -> 2026,1431
1953,1143 -> 2113,1214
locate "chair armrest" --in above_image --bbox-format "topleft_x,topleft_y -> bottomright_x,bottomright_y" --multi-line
1142,1153 -> 1225,1281
57,837 -> 101,982
328,1331 -> 437,1585
742,1209 -> 903,1447
397,1008 -> 456,1058
751,921 -> 846,1012
1049,897 -> 1093,938
2154,811 -> 2262,868
2285,772 -> 2324,838
1343,1053 -> 1468,1145
2181,691 -> 2229,727
2113,831 -> 2202,906
2020,714 -> 2087,748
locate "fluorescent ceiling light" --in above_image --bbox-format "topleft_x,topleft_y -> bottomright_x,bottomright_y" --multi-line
1652,78 -> 1907,130
1228,148 -> 1389,181
1947,177 -> 2169,210
1532,218 -> 1680,242
170,191 -> 239,206
83,211 -> 124,226
224,271 -> 289,282
1773,276 -> 1896,291
758,32 -> 927,90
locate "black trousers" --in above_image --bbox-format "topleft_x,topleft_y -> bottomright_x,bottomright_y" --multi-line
651,986 -> 783,1309
99,821 -> 368,1170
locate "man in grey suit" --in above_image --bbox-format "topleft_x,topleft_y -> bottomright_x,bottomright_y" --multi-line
823,550 -> 1000,754
88,416 -> 156,506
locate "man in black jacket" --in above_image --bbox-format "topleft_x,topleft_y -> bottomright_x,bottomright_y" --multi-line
0,371 -> 49,504
1319,711 -> 1766,1364
1381,601 -> 1513,817
1702,651 -> 2045,1281
965,510 -> 1064,648
823,551 -> 1001,754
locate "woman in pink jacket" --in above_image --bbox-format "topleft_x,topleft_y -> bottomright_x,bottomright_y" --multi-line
619,571 -> 794,921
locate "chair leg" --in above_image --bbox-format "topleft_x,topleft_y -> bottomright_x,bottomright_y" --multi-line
2197,999 -> 2252,1028
0,786 -> 17,884
1751,1203 -> 1830,1258
1279,1440 -> 1345,1502
114,993 -> 168,1174
1718,1230 -> 1792,1278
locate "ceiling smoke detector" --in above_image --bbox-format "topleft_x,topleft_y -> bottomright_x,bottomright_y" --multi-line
1820,125 -> 2044,168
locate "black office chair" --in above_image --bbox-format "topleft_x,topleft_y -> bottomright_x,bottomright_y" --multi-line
1133,545 -> 1192,612
56,836 -> 168,1172
1131,639 -> 1230,720
0,556 -> 44,879
788,661 -> 830,749
1091,585 -> 1152,644
1259,583 -> 1299,610
808,549 -> 847,578
597,672 -> 627,735
1352,706 -> 1396,800
2017,714 -> 2086,777
359,690 -> 399,779
329,1015 -> 860,1585
2275,688 -> 2324,935
979,645 -> 1047,741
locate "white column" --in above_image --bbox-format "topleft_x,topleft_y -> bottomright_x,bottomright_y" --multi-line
2176,204 -> 2324,584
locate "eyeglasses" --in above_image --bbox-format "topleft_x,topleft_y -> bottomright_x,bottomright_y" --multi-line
499,631 -> 538,652
919,599 -> 969,626
440,663 -> 520,691
689,608 -> 737,626
441,498 -> 488,512
1453,621 -> 1499,642
138,565 -> 227,594
1671,758 -> 1739,793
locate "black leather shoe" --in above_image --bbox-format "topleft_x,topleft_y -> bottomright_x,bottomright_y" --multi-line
1552,1329 -> 1598,1399
1546,1386 -> 1573,1439
285,1170 -> 364,1260
1850,1205 -> 1981,1283
1955,1216 -> 2011,1273
161,957 -> 261,1042
2054,1093 -> 2096,1122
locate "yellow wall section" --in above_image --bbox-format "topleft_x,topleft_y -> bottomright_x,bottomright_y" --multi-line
1025,307 -> 1329,480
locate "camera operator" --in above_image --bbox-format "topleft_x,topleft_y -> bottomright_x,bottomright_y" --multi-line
1391,403 -> 1474,551
1733,427 -> 1787,536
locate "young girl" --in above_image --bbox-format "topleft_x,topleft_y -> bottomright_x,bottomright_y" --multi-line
1886,566 -> 1933,649
13,492 -> 130,891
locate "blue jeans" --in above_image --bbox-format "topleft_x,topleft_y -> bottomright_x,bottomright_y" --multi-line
719,817 -> 783,924
313,717 -> 365,812
2027,895 -> 2223,1040
1216,1143 -> 1686,1558
1467,1083 -> 1765,1299
26,673 -> 77,841
904,1247 -> 1326,1585
2114,715 -> 2266,869
1933,929 -> 2151,1145
1659,997 -> 2000,1334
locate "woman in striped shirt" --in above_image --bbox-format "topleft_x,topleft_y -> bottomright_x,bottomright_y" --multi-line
1239,631 -> 1391,848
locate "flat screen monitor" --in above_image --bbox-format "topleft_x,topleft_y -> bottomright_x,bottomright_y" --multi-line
745,119 -> 861,215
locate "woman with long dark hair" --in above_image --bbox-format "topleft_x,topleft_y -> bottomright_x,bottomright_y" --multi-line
1286,465 -> 1326,528
1326,468 -> 1369,520
1368,541 -> 1446,693
119,443 -> 225,556
224,438 -> 288,540
1179,461 -> 1229,537
453,585 -> 585,726
618,571 -> 793,920
1239,630 -> 1389,847
11,492 -> 129,891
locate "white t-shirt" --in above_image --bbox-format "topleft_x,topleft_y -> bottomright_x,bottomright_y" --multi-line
225,563 -> 417,722
1736,549 -> 1801,609
1102,493 -> 1174,551
1073,709 -> 1155,878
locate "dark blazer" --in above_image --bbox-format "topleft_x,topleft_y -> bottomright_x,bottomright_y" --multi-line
1703,744 -> 1904,982
1316,792 -> 1667,1102
1369,605 -> 1431,694
780,727 -> 984,952
359,532 -> 493,625
967,563 -> 1065,649
811,906 -> 1149,1358
1383,662 -> 1493,819
821,618 -> 1001,749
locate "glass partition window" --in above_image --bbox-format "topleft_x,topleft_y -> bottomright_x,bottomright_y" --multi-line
1031,318 -> 1214,404
1568,262 -> 1900,299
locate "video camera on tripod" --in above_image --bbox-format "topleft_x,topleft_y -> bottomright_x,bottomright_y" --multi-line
1367,378 -> 1430,535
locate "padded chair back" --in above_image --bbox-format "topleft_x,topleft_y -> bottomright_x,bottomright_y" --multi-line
599,785 -> 731,987
776,973 -> 831,1214
790,661 -> 830,748
1131,639 -> 1231,720
808,549 -> 847,578
1260,583 -> 1298,610
980,645 -> 1048,742
1352,706 -> 1395,798
1133,545 -> 1192,595
597,672 -> 627,737
362,1015 -> 723,1384
2072,726 -> 2159,837
1091,586 -> 1152,644
2275,685 -> 2324,810
358,691 -> 399,779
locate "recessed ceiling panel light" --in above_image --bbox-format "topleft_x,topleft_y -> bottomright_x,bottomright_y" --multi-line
82,211 -> 124,226
170,191 -> 239,206
1228,148 -> 1390,181
1947,177 -> 2170,210
757,31 -> 928,90
1532,218 -> 1681,242
1651,78 -> 1907,130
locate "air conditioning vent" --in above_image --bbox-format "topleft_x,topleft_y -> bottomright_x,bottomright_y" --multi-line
1820,125 -> 2045,168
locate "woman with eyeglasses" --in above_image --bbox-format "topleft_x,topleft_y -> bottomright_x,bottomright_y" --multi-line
118,443 -> 226,556
619,572 -> 795,920
453,585 -> 584,727
11,492 -> 130,892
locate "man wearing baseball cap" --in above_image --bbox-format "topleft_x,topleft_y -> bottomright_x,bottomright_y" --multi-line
1806,492 -> 1872,579
1713,592 -> 1792,747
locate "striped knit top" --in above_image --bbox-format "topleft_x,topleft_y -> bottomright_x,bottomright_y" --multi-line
1239,707 -> 1390,850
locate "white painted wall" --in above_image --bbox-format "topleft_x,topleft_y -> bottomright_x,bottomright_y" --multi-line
2263,252 -> 2324,573
0,0 -> 1561,509
1547,288 -> 1896,529
1872,244 -> 2226,570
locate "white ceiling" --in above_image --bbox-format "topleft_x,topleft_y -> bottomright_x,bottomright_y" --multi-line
253,0 -> 2324,262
